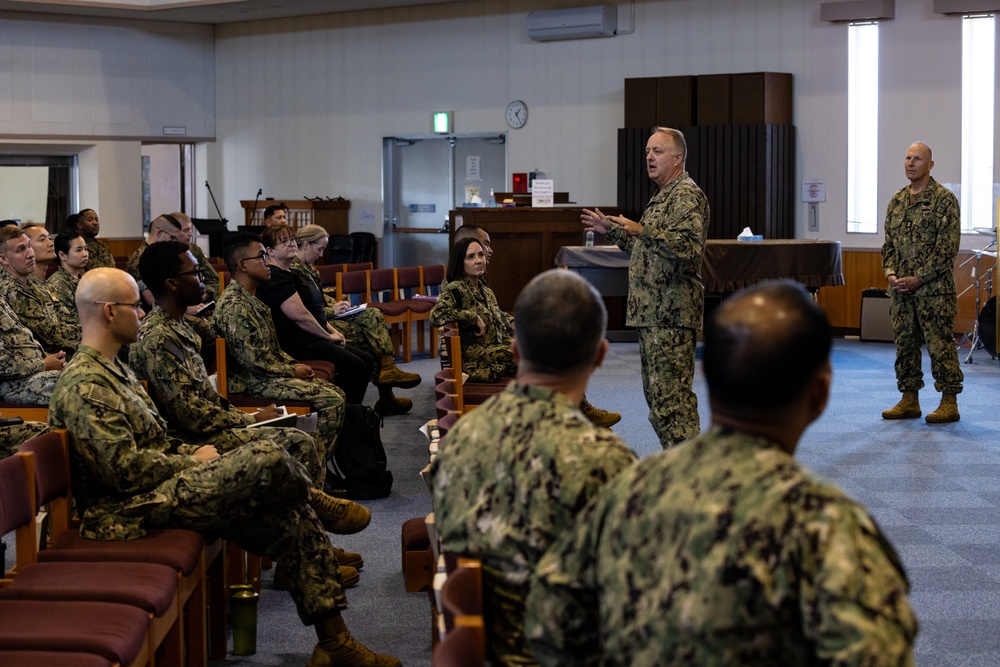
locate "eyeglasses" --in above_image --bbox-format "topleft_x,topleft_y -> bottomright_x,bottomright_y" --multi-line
93,301 -> 144,312
275,237 -> 297,248
174,267 -> 206,278
241,250 -> 270,264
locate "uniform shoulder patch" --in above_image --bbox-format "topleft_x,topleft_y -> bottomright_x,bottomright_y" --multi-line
161,338 -> 186,363
84,384 -> 124,412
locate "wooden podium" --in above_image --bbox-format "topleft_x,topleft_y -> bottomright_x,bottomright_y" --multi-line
240,199 -> 349,236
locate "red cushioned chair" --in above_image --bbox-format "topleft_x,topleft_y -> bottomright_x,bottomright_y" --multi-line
19,430 -> 211,667
0,650 -> 114,667
369,268 -> 412,362
0,451 -> 182,667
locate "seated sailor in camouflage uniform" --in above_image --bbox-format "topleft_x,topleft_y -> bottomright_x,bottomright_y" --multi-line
130,241 -> 370,556
431,269 -> 637,665
47,231 -> 90,333
0,414 -> 49,459
48,267 -> 399,667
0,225 -> 81,355
72,208 -> 115,270
212,233 -> 347,469
526,281 -> 918,666
0,293 -> 65,404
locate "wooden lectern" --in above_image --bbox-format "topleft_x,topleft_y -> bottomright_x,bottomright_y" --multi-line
240,199 -> 350,236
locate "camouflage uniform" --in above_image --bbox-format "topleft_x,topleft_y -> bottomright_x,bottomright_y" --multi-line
45,267 -> 82,331
0,420 -> 50,458
0,271 -> 81,353
525,425 -> 918,666
0,297 -> 60,403
84,238 -> 115,269
213,280 -> 346,463
131,305 -> 324,485
882,177 -> 963,394
430,382 -> 637,665
605,172 -> 709,448
48,344 -> 346,624
429,277 -> 516,382
290,258 -> 394,361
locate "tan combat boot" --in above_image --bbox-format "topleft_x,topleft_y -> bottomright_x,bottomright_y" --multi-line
309,613 -> 401,667
925,393 -> 960,424
580,397 -> 621,428
375,355 -> 421,389
308,488 -> 372,534
881,391 -> 921,419
373,386 -> 413,416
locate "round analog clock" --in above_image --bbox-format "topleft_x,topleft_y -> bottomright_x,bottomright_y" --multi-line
506,100 -> 528,129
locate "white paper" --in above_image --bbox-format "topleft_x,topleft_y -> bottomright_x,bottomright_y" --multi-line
531,179 -> 554,207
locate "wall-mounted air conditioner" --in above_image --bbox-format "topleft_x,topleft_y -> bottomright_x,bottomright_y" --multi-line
526,5 -> 618,42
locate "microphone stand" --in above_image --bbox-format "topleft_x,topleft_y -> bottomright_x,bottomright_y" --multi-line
249,188 -> 263,227
204,180 -> 229,224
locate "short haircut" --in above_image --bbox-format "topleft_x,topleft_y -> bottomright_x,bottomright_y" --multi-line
260,223 -> 295,249
77,208 -> 95,219
703,281 -> 832,414
653,127 -> 688,160
222,231 -> 263,274
138,240 -> 190,297
154,213 -> 183,232
54,231 -> 83,257
0,226 -> 27,254
65,213 -> 79,230
20,223 -> 46,233
446,236 -> 482,282
514,270 -> 607,374
296,224 -> 329,245
0,220 -> 18,229
454,224 -> 487,244
263,204 -> 288,220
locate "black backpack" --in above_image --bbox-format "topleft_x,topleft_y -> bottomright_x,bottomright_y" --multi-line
325,404 -> 394,499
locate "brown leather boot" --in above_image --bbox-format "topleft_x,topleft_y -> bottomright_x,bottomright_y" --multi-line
308,488 -> 371,534
309,613 -> 401,667
332,546 -> 364,569
579,396 -> 621,428
882,391 -> 921,419
925,393 -> 960,423
375,355 -> 421,389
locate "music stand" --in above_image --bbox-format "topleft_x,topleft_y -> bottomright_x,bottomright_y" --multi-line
191,217 -> 231,258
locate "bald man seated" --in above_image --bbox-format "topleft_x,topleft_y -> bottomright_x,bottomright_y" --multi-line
48,267 -> 400,667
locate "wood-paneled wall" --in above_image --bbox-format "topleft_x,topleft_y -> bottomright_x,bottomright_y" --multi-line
816,249 -> 992,336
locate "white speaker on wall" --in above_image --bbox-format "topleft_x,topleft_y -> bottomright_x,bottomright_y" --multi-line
526,5 -> 618,42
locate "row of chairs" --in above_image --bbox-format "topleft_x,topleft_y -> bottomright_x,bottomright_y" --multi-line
0,430 -> 224,666
334,265 -> 445,363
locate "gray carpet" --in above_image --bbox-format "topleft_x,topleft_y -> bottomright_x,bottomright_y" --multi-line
5,337 -> 1000,666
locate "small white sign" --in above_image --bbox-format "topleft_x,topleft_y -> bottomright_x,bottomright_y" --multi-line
802,179 -> 826,203
466,156 -> 481,181
531,179 -> 554,207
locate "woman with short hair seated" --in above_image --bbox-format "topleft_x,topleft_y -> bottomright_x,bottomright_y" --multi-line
431,236 -> 621,427
257,225 -> 391,414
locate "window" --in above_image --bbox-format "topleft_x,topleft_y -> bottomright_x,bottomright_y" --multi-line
847,21 -> 879,234
0,155 -> 76,231
961,14 -> 995,233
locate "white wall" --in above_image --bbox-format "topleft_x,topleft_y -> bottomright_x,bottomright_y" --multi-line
209,0 -> 997,250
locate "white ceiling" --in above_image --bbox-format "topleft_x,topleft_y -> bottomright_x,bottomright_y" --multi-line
0,0 -> 468,24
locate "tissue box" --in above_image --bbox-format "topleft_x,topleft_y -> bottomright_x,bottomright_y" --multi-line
738,235 -> 764,242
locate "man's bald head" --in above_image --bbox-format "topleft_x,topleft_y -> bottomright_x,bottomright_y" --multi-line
703,281 -> 832,421
77,268 -> 140,324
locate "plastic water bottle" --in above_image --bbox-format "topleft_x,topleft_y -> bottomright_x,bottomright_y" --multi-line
585,230 -> 594,247
488,189 -> 496,208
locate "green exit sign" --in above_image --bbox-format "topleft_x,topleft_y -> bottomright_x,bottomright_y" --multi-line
433,111 -> 452,134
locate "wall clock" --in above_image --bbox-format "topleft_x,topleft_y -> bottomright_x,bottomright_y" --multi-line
506,100 -> 528,129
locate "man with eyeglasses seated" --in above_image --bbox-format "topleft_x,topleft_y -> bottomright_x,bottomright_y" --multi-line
131,241 -> 369,583
50,266 -> 400,667
213,233 -> 349,489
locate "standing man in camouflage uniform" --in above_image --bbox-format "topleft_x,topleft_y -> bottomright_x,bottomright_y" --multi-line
213,233 -> 347,468
131,241 -> 370,550
431,270 -> 637,665
582,127 -> 709,448
48,267 -> 399,667
525,282 -> 918,666
0,296 -> 65,403
882,142 -> 963,423
74,208 -> 116,269
0,226 -> 81,354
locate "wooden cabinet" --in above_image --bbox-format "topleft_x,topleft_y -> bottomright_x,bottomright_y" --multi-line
239,199 -> 349,236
